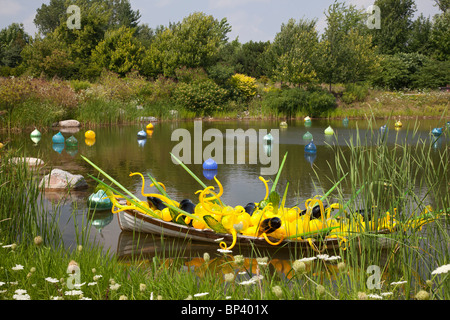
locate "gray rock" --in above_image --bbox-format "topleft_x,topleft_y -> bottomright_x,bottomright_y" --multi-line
39,169 -> 88,190
9,157 -> 45,168
58,120 -> 80,127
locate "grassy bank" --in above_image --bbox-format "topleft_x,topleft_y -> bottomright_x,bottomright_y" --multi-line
0,119 -> 448,301
0,75 -> 448,134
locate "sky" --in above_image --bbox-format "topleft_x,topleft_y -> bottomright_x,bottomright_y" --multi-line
0,0 -> 442,43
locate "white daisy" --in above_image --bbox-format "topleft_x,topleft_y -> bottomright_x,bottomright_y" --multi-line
45,277 -> 59,283
15,289 -> 27,295
431,264 -> 450,275
194,292 -> 209,297
65,290 -> 83,296
217,249 -> 233,253
298,257 -> 317,262
12,264 -> 24,271
368,294 -> 383,299
13,293 -> 31,300
391,280 -> 407,286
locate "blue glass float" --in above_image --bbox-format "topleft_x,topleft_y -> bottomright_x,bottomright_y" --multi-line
432,127 -> 443,137
52,143 -> 64,154
203,158 -> 218,170
264,133 -> 273,145
305,152 -> 317,166
305,141 -> 317,154
138,138 -> 147,147
137,130 -> 147,139
52,132 -> 65,144
203,169 -> 218,180
343,117 -> 349,127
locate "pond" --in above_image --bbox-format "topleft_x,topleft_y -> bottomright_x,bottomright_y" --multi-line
1,118 -> 448,264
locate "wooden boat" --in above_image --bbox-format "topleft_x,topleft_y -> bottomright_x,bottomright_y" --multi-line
116,206 -> 395,252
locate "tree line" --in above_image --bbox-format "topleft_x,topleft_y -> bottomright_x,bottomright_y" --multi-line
0,0 -> 449,91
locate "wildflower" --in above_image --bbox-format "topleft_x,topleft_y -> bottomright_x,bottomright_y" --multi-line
272,286 -> 283,299
203,252 -> 210,263
298,257 -> 317,263
431,264 -> 450,275
257,257 -> 269,266
65,290 -> 83,296
337,262 -> 346,272
357,292 -> 367,300
224,273 -> 235,283
50,296 -> 63,300
34,236 -> 43,247
45,277 -> 59,283
110,283 -> 121,291
426,280 -> 433,288
368,294 -> 383,300
92,268 -> 96,274
77,245 -> 83,252
140,283 -> 147,292
184,295 -> 193,300
80,296 -> 92,300
217,249 -> 232,253
15,289 -> 27,295
88,282 -> 97,286
12,264 -> 24,271
93,275 -> 103,281
119,295 -> 128,300
316,285 -> 325,297
292,260 -> 306,274
233,255 -> 245,267
30,267 -> 36,273
150,292 -> 154,300
381,292 -> 393,297
74,282 -> 86,289
390,280 -> 407,286
0,282 -> 5,287
13,292 -> 31,300
415,290 -> 430,300
194,292 -> 209,298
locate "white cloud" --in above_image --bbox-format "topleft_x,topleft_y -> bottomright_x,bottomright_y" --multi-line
0,0 -> 23,16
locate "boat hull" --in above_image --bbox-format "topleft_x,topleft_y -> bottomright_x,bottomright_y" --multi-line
117,209 -> 344,250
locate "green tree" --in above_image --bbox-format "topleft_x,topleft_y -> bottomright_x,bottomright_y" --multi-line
0,23 -> 30,68
33,0 -> 66,35
317,1 -> 379,90
268,18 -> 319,86
430,10 -> 450,61
141,12 -> 231,78
371,0 -> 417,54
434,0 -> 450,12
91,26 -> 145,76
407,14 -> 433,55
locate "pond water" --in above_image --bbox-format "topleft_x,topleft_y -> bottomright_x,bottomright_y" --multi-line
2,118 -> 448,263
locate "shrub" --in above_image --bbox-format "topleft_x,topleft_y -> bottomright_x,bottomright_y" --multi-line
173,79 -> 228,115
228,73 -> 257,100
175,67 -> 208,83
262,87 -> 336,117
70,79 -> 91,93
342,83 -> 369,104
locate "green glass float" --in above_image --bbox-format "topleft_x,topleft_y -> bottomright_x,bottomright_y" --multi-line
88,190 -> 113,211
325,126 -> 334,135
303,131 -> 313,140
66,135 -> 78,147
